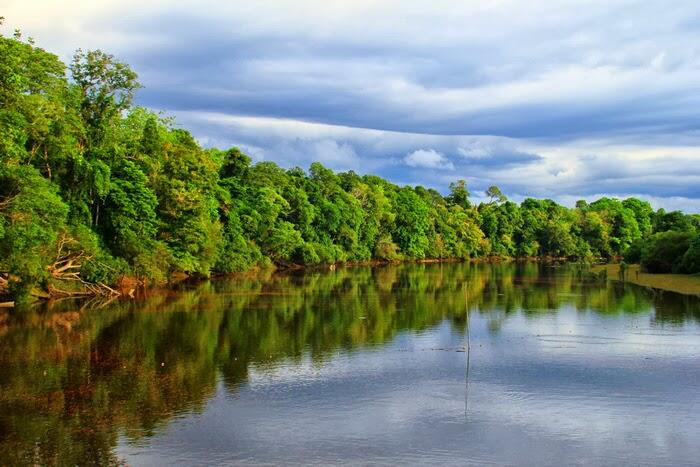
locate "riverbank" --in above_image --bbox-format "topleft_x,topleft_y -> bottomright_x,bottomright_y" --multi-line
8,257 -> 699,307
0,256 -> 535,307
591,263 -> 700,296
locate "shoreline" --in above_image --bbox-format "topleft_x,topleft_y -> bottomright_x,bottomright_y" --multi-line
8,257 -> 700,307
591,263 -> 700,296
0,256 -> 547,306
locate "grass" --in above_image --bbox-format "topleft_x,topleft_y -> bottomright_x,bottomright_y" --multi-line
591,263 -> 700,296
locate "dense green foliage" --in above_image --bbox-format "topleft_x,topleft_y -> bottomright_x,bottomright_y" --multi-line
637,232 -> 693,273
1,29 -> 699,299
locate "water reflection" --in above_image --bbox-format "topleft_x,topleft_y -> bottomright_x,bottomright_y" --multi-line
1,262 -> 699,465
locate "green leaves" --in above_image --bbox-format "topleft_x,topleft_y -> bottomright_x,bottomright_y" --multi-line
639,231 -> 693,273
0,165 -> 68,295
392,188 -> 430,258
102,160 -> 159,258
679,235 -> 700,274
0,34 -> 68,166
70,49 -> 140,147
4,30 -> 700,301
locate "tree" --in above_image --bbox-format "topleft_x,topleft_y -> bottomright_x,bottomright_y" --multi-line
589,198 -> 641,255
392,188 -> 430,258
0,165 -> 68,298
622,198 -> 653,237
680,235 -> 700,274
576,210 -> 611,257
447,180 -> 471,208
154,129 -> 223,275
7,26 -> 700,301
654,209 -> 695,233
0,29 -> 71,166
70,49 -> 140,146
641,231 -> 693,273
485,185 -> 507,204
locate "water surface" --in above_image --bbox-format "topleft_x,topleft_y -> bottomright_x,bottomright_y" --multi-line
1,262 -> 699,466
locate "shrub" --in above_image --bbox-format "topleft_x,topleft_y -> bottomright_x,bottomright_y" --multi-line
623,238 -> 644,263
679,234 -> 700,274
640,231 -> 693,273
374,235 -> 401,261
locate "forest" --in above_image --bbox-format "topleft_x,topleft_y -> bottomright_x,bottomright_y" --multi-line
2,26 -> 700,302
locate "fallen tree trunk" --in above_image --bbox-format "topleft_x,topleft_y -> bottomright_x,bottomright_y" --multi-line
46,240 -> 121,298
1,233 -> 122,303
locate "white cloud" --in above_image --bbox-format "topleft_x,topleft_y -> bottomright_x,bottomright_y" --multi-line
308,139 -> 360,171
403,149 -> 454,170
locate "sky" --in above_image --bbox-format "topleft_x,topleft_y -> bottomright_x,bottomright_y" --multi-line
3,0 -> 700,210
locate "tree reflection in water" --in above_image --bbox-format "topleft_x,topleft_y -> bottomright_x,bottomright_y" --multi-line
0,262 -> 698,465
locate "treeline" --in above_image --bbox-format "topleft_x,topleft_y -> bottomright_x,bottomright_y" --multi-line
1,28 -> 700,301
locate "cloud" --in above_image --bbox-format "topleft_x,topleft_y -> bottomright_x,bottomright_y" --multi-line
457,138 -> 542,167
3,0 -> 700,211
7,1 -> 700,138
172,111 -> 700,211
403,149 -> 454,170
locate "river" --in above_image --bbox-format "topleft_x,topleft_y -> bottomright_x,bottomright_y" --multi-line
1,262 -> 699,465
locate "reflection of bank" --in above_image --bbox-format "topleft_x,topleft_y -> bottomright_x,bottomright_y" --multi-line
1,261 -> 699,466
